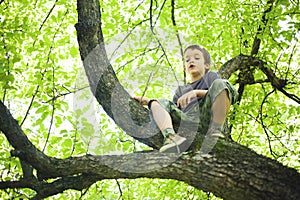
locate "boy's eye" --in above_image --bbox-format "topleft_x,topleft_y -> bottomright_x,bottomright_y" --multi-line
185,59 -> 190,62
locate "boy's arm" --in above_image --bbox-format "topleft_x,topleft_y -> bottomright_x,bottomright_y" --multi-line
194,89 -> 207,98
177,90 -> 207,109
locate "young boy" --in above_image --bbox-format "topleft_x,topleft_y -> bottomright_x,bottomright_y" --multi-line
135,45 -> 238,153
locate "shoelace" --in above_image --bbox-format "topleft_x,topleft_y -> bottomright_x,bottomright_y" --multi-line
167,137 -> 181,153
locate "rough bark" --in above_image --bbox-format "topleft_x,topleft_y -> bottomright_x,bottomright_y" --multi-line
1,99 -> 300,199
0,0 -> 300,199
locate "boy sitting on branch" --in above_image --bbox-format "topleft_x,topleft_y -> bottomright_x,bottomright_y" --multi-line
135,45 -> 238,153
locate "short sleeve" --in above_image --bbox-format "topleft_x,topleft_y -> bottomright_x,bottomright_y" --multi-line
206,71 -> 221,87
173,86 -> 184,104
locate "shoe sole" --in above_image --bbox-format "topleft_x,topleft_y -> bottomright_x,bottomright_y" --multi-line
159,138 -> 188,153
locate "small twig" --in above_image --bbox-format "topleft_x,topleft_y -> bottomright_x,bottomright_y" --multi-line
115,46 -> 160,73
115,179 -> 123,200
108,18 -> 150,62
171,0 -> 185,84
42,66 -> 55,153
43,85 -> 90,103
32,0 -> 59,46
141,53 -> 164,99
259,89 -> 276,157
150,0 -> 153,31
153,0 -> 167,27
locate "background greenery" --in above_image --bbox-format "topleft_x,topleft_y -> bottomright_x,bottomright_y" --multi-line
0,0 -> 299,199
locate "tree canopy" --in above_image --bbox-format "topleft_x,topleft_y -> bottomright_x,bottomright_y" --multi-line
0,0 -> 299,199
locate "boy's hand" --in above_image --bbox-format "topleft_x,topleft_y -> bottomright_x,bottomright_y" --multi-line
177,90 -> 207,109
134,96 -> 150,106
177,90 -> 197,109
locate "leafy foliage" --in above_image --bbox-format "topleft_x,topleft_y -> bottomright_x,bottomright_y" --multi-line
0,0 -> 299,199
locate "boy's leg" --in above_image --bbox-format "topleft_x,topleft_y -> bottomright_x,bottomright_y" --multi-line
200,79 -> 237,133
211,90 -> 230,128
199,79 -> 237,154
150,101 -> 186,153
151,101 -> 173,131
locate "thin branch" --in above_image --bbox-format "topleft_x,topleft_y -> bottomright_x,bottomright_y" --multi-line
79,186 -> 90,200
21,8 -> 69,126
32,0 -> 59,46
150,0 -> 154,31
38,0 -> 58,31
286,35 -> 299,81
115,179 -> 123,200
171,0 -> 185,84
153,0 -> 167,27
2,45 -> 9,104
20,76 -> 43,127
259,89 -> 277,158
108,18 -> 150,62
41,9 -> 69,151
258,62 -> 300,104
126,0 -> 146,25
43,85 -> 90,104
70,122 -> 78,156
42,93 -> 55,152
20,1 -> 66,127
219,54 -> 300,104
115,46 -> 160,73
251,0 -> 275,56
140,53 -> 164,98
149,30 -> 180,86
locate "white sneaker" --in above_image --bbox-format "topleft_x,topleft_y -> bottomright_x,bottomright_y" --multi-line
159,133 -> 187,153
199,127 -> 225,155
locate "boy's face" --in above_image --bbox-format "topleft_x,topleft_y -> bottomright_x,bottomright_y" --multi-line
184,48 -> 210,81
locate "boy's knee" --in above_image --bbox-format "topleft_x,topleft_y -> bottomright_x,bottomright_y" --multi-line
149,100 -> 163,110
208,79 -> 231,103
212,79 -> 238,105
209,79 -> 228,97
211,79 -> 226,89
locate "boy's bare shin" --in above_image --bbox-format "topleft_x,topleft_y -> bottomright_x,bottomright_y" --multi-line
151,101 -> 173,131
211,90 -> 230,125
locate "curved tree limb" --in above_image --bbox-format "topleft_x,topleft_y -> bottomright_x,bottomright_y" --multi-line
219,54 -> 300,104
1,99 -> 300,199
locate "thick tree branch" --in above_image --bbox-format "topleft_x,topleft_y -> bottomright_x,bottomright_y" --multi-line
0,174 -> 100,200
29,149 -> 300,200
219,54 -> 300,104
0,101 -> 52,172
3,133 -> 300,200
75,0 -> 163,149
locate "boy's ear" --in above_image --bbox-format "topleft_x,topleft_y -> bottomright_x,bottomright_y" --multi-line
205,63 -> 210,70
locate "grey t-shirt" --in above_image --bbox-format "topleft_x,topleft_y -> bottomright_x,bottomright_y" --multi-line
173,71 -> 220,112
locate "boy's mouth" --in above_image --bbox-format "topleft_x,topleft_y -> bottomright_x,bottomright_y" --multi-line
189,64 -> 196,69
